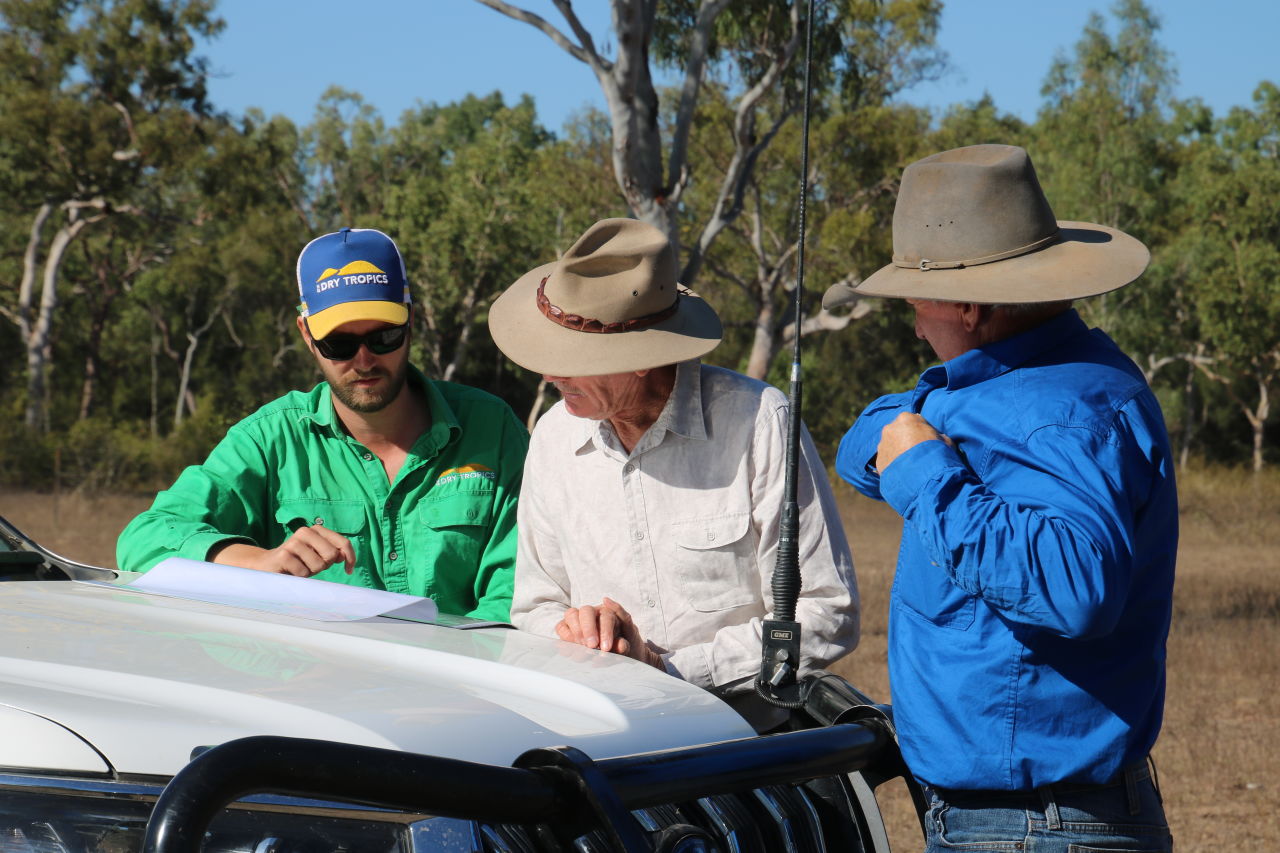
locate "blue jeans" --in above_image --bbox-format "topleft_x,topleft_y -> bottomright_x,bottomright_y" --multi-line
923,761 -> 1173,852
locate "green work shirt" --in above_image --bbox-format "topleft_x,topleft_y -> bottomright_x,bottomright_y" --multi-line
116,367 -> 527,621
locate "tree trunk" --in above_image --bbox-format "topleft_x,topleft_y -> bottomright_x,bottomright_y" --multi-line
150,327 -> 161,438
172,308 -> 219,430
25,217 -> 92,430
1178,360 -> 1195,471
745,300 -> 777,380
79,354 -> 97,422
526,378 -> 549,432
442,282 -> 482,383
1251,376 -> 1269,473
79,303 -> 112,421
17,203 -> 54,341
173,332 -> 197,430
1252,421 -> 1264,473
475,0 -> 797,288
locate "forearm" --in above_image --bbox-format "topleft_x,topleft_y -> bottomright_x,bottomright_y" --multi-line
206,541 -> 271,569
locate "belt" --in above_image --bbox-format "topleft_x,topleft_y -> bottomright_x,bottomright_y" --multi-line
1043,758 -> 1152,794
932,757 -> 1157,800
1042,759 -> 1155,820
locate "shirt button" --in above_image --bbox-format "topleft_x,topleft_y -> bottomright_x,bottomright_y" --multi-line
363,452 -> 374,461
647,599 -> 655,607
389,551 -> 398,561
313,517 -> 324,526
466,508 -> 478,519
707,531 -> 716,542
633,530 -> 645,541
623,464 -> 634,474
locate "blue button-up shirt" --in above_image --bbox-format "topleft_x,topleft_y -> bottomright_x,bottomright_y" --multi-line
837,309 -> 1177,790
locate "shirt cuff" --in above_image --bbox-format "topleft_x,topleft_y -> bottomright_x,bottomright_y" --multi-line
879,438 -> 960,516
835,422 -> 882,496
183,532 -> 255,565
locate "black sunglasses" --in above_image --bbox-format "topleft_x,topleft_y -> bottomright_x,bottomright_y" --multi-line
309,322 -> 409,361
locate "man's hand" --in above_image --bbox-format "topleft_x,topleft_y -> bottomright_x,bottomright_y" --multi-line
555,597 -> 665,669
876,412 -> 952,473
210,525 -> 355,577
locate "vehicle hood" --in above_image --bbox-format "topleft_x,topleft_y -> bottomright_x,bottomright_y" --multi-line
0,577 -> 755,777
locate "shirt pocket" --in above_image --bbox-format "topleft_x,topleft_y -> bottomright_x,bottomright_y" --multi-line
892,559 -> 976,631
409,490 -> 496,606
666,511 -> 759,612
274,499 -> 368,537
274,499 -> 370,568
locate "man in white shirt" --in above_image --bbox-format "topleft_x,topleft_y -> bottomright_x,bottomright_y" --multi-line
488,218 -> 859,728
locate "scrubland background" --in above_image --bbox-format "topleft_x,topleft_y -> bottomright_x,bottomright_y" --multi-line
2,466 -> 1275,851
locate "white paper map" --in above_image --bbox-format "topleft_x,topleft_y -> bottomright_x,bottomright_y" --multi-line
125,557 -> 439,623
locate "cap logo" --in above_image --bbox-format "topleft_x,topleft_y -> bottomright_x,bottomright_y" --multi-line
314,260 -> 391,293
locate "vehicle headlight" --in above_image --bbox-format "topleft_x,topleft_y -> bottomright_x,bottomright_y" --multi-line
0,781 -> 414,853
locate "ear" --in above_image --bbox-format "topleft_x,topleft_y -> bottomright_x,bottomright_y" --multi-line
957,303 -> 989,333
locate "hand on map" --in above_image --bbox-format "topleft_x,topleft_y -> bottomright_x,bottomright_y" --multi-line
555,597 -> 665,669
876,412 -> 954,473
210,524 -> 355,577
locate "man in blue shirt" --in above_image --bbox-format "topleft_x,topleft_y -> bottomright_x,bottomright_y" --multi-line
824,145 -> 1176,852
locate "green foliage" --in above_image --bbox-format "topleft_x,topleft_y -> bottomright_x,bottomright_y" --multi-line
0,0 -> 1276,489
0,408 -> 232,493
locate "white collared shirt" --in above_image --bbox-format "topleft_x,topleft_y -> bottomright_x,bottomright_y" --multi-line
512,361 -> 860,698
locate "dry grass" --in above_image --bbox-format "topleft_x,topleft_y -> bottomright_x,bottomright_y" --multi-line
2,468 -> 1277,850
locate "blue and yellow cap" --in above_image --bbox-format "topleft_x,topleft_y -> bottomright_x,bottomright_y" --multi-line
297,227 -> 411,340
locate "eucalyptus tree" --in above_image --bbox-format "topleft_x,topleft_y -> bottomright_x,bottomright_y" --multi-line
681,89 -> 1024,385
1032,0 -> 1182,351
111,112 -> 312,436
307,87 -> 392,228
472,0 -> 946,292
303,92 -> 613,419
1164,84 -> 1280,470
682,92 -> 922,383
386,95 -> 557,384
0,0 -> 222,431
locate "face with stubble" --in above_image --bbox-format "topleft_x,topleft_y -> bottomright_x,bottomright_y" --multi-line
302,318 -> 410,414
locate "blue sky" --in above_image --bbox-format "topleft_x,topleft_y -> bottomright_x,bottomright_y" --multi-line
200,1 -> 1276,132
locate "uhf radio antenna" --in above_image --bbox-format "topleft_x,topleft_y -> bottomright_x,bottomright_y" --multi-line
756,0 -> 817,709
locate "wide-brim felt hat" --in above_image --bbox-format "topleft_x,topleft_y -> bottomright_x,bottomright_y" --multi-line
823,144 -> 1150,308
489,218 -> 722,377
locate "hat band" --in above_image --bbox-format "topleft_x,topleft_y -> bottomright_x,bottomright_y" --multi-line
893,229 -> 1060,272
536,276 -> 679,334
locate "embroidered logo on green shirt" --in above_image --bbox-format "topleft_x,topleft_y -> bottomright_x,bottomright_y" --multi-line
436,464 -> 497,486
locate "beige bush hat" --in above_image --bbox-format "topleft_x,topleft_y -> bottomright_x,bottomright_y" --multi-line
489,218 -> 722,377
823,144 -> 1150,307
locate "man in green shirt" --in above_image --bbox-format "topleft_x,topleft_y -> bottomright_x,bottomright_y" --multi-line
117,227 -> 527,621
